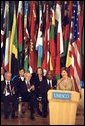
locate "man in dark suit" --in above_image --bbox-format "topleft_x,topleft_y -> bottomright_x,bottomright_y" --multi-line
18,71 -> 35,120
12,68 -> 25,116
12,68 -> 24,99
41,70 -> 57,117
1,72 -> 18,119
46,70 -> 57,90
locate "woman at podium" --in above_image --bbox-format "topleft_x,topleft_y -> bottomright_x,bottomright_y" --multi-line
56,67 -> 75,91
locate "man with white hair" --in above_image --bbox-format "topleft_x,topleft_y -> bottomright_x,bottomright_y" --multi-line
18,71 -> 35,120
1,72 -> 18,119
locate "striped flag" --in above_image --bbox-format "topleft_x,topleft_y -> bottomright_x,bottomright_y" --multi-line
61,1 -> 73,67
17,1 -> 24,69
29,1 -> 37,73
4,1 -> 10,71
42,3 -> 50,73
24,1 -> 29,71
61,1 -> 70,57
36,1 -> 43,67
9,4 -> 18,75
66,1 -> 82,92
49,3 -> 56,71
82,28 -> 84,56
1,1 -> 5,67
55,3 -> 64,80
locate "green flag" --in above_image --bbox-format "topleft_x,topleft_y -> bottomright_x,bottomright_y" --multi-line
24,1 -> 29,71
9,4 -> 18,75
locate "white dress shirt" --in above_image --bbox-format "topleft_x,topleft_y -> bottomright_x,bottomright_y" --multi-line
20,76 -> 24,81
47,79 -> 52,88
5,80 -> 11,96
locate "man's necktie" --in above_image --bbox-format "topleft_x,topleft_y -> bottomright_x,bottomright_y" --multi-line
49,80 -> 52,88
27,81 -> 30,89
7,82 -> 11,93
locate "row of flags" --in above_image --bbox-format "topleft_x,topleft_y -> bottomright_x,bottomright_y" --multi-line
1,1 -> 84,92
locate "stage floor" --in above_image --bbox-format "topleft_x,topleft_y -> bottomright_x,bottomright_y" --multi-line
1,103 -> 84,125
1,89 -> 84,125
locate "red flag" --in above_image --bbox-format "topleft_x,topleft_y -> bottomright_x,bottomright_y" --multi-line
61,1 -> 72,67
29,1 -> 37,73
49,4 -> 56,71
62,1 -> 71,53
17,1 -> 23,68
55,3 -> 64,80
4,1 -> 10,71
42,4 -> 50,73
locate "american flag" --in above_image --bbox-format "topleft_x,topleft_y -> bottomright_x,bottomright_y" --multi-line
66,1 -> 81,92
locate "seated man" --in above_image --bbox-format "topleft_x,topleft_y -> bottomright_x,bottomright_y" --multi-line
1,72 -> 18,119
18,71 -> 35,120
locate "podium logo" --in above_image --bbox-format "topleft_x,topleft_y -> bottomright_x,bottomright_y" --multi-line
53,92 -> 71,100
